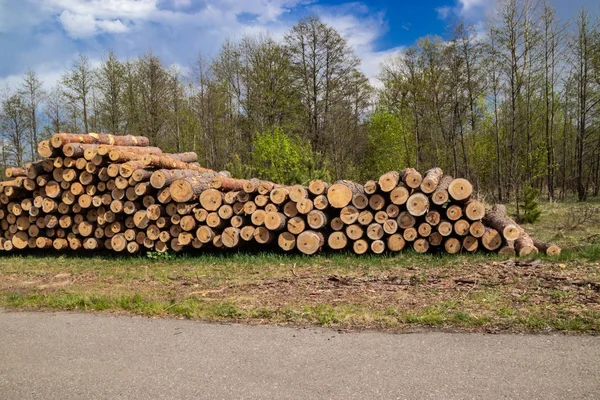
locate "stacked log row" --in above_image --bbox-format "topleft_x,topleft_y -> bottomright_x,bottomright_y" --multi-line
0,133 -> 559,256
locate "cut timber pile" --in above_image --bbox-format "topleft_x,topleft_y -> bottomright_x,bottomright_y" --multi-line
0,133 -> 560,256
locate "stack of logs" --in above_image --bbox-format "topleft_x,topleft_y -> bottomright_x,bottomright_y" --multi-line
0,133 -> 560,257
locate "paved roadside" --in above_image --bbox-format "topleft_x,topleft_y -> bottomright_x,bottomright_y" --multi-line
0,309 -> 598,399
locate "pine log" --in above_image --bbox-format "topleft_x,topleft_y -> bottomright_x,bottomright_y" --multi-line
297,230 -> 324,255
428,232 -> 443,246
327,180 -> 364,208
328,232 -> 348,250
462,236 -> 479,252
371,240 -> 386,254
453,219 -> 470,236
51,133 -> 150,148
308,179 -> 329,196
38,140 -> 56,158
420,168 -> 444,194
448,178 -> 473,201
278,232 -> 296,251
406,193 -> 429,216
221,227 -> 240,248
464,199 -> 485,221
444,238 -> 461,254
469,221 -> 486,238
353,239 -> 369,255
363,180 -> 378,195
368,194 -> 385,211
481,228 -> 503,251
532,238 -> 561,256
403,227 -> 418,242
287,216 -> 306,235
5,167 -> 26,178
390,186 -> 409,205
387,234 -> 406,252
515,235 -> 539,257
346,224 -> 364,240
340,206 -> 359,224
432,175 -> 453,205
446,205 -> 463,221
351,193 -> 369,210
425,210 -> 441,226
374,211 -> 388,224
482,204 -> 520,241
401,168 -> 422,189
378,171 -> 400,192
265,212 -> 287,231
414,238 -> 429,253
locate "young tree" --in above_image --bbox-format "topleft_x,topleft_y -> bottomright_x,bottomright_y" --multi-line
62,54 -> 94,133
19,69 -> 45,160
1,92 -> 27,166
96,51 -> 125,133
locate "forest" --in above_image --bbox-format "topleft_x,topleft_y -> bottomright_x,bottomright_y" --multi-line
1,0 -> 599,216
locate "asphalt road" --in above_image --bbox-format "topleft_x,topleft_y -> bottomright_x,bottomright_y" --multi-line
1,309 -> 599,399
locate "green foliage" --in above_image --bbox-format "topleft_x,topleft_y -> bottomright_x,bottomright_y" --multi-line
251,127 -> 330,184
364,111 -> 410,177
519,186 -> 542,223
224,153 -> 255,180
146,251 -> 173,261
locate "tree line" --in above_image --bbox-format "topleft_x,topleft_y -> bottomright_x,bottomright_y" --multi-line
1,0 -> 599,211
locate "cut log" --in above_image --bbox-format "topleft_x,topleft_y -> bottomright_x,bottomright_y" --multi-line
352,193 -> 369,210
425,210 -> 441,226
199,189 -> 223,211
390,186 -> 409,205
462,236 -> 479,252
431,175 -> 453,205
289,185 -> 308,202
38,140 -> 56,158
327,180 -> 364,208
532,238 -> 561,256
515,235 -> 539,257
378,171 -> 400,192
464,199 -> 485,221
297,231 -> 324,255
353,239 -> 369,255
397,211 -> 416,229
307,210 -> 328,230
363,180 -> 378,195
482,204 -> 520,241
278,232 -> 296,251
264,212 -> 287,231
308,179 -> 329,196
469,221 -> 485,238
481,228 -> 503,251
287,216 -> 306,235
371,240 -> 386,254
387,234 -> 405,252
414,238 -> 429,253
403,227 -> 418,242
340,206 -> 359,224
420,168 -> 443,194
401,168 -> 422,189
444,238 -> 461,254
428,232 -> 443,246
51,133 -> 150,148
368,194 -> 385,211
346,224 -> 364,240
417,222 -> 432,237
328,232 -> 348,250
366,223 -> 384,240
406,193 -> 429,216
446,205 -> 463,221
221,227 -> 240,248
448,178 -> 473,201
454,219 -> 470,236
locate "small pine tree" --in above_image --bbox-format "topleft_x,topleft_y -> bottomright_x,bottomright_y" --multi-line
519,186 -> 542,223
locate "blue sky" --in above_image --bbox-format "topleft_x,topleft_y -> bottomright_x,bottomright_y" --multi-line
0,0 -> 598,90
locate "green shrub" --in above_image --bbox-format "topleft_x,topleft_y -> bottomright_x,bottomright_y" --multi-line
251,127 -> 329,184
519,186 -> 542,223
